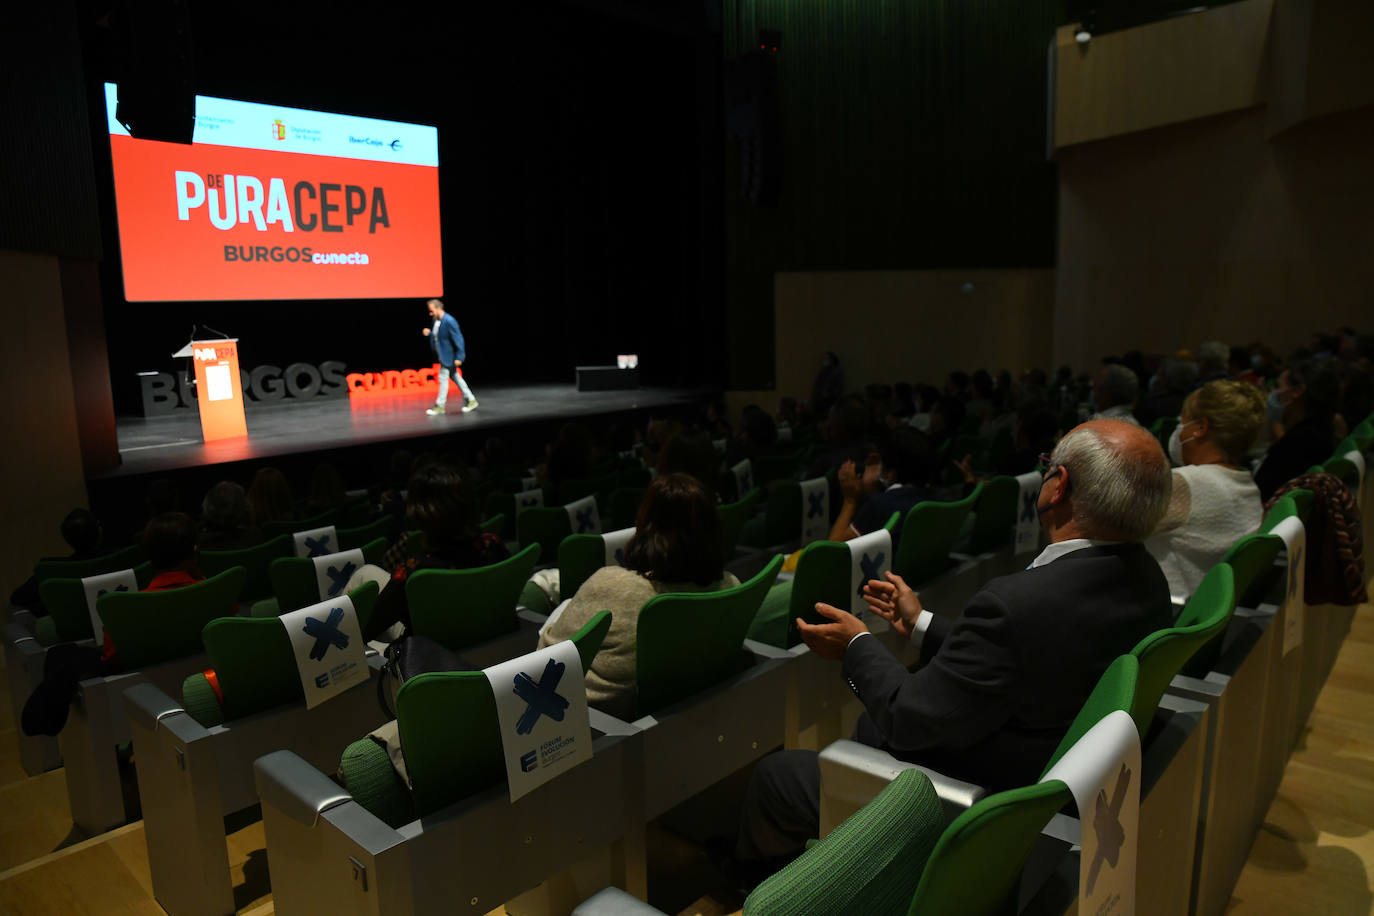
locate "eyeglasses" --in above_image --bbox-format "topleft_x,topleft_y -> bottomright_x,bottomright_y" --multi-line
1037,453 -> 1054,474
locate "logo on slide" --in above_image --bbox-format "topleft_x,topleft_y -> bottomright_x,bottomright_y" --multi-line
519,750 -> 538,772
302,606 -> 350,661
194,347 -> 218,361
389,139 -> 402,151
511,659 -> 570,735
271,119 -> 286,141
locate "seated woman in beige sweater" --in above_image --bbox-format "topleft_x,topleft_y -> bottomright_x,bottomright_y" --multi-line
538,472 -> 739,720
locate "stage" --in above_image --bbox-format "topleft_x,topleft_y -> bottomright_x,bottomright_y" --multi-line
103,383 -> 709,477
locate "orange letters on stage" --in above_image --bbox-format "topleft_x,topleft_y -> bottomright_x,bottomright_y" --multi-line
191,339 -> 248,440
346,364 -> 444,399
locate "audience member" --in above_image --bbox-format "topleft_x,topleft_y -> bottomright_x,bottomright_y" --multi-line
198,481 -> 262,550
829,427 -> 940,541
810,352 -> 845,417
1136,357 -> 1199,427
805,395 -> 870,478
1090,363 -> 1142,425
9,508 -> 105,610
248,467 -> 294,527
364,464 -> 508,641
1196,340 -> 1230,386
656,428 -> 722,500
733,419 -> 1173,870
537,473 -> 739,720
103,512 -> 203,665
1228,346 -> 1262,387
1254,358 -> 1340,501
1146,381 -> 1266,597
305,463 -> 347,516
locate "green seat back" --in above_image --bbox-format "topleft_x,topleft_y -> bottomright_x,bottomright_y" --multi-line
267,537 -> 388,612
742,769 -> 944,916
517,506 -> 572,562
1041,654 -> 1141,774
1259,495 -> 1298,534
406,543 -> 541,651
32,543 -> 145,585
908,655 -> 1141,913
98,566 -> 246,670
753,452 -> 803,488
395,610 -> 611,817
635,555 -> 783,717
1287,487 -> 1314,521
479,513 -> 506,536
607,487 -> 645,531
482,491 -> 515,538
559,471 -> 618,506
262,508 -> 340,541
201,534 -> 292,601
892,484 -> 982,585
338,495 -> 373,528
337,515 -> 394,550
1222,532 -> 1284,608
38,563 -> 154,642
558,533 -> 618,601
966,476 -> 1018,555
1128,563 -> 1236,734
1352,418 -> 1373,450
769,512 -> 901,648
718,487 -> 761,556
906,780 -> 1072,914
1321,457 -> 1360,490
195,581 -> 379,722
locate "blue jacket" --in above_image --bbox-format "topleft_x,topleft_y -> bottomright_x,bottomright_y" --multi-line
430,312 -> 466,366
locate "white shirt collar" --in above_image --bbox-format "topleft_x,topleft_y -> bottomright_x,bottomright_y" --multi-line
1028,537 -> 1120,569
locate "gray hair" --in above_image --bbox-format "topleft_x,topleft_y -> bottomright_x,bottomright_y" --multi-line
1097,364 -> 1139,409
1050,424 -> 1171,540
1198,340 -> 1229,372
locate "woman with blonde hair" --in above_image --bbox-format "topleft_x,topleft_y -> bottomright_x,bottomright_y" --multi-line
1145,380 -> 1267,598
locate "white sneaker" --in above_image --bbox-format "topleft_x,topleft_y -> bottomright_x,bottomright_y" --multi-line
426,405 -> 445,416
462,398 -> 479,413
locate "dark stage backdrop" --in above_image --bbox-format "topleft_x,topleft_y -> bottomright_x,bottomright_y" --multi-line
722,0 -> 1064,390
82,1 -> 725,416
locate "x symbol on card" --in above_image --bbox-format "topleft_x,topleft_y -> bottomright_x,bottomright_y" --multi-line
304,534 -> 332,557
96,584 -> 129,599
859,552 -> 886,596
807,492 -> 825,518
574,507 -> 595,533
1086,763 -> 1132,895
1021,490 -> 1038,523
325,561 -> 357,597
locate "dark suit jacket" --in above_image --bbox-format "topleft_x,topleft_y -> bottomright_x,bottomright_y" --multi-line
841,542 -> 1171,790
429,312 -> 466,366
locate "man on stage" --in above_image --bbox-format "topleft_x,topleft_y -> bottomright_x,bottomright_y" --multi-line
423,298 -> 478,415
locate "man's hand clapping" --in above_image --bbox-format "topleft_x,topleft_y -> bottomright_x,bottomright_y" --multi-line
796,602 -> 868,660
861,571 -> 924,640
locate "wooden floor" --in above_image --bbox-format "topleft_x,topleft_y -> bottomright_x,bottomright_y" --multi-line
3,600 -> 1373,915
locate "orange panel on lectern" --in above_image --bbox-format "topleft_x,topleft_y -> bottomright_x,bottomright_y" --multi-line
190,339 -> 248,440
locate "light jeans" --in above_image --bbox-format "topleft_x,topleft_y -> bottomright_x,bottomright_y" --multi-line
437,365 -> 474,407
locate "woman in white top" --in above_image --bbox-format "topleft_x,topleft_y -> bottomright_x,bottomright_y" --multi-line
1145,380 -> 1267,599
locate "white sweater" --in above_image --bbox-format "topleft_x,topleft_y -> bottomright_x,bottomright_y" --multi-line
1145,464 -> 1263,599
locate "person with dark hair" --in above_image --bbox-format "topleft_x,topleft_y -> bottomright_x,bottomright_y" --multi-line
198,481 -> 262,550
537,473 -> 739,719
540,421 -> 598,504
828,428 -> 940,542
102,512 -> 203,664
248,467 -> 294,527
1254,358 -> 1341,501
994,405 -> 1061,476
305,464 -> 347,516
364,464 -> 508,641
9,508 -> 107,611
805,395 -> 870,478
810,351 -> 845,417
656,428 -> 722,501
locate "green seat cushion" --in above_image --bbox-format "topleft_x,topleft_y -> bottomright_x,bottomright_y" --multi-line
181,672 -> 225,727
339,735 -> 415,829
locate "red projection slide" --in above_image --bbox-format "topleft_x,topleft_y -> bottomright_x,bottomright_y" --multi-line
103,83 -> 442,302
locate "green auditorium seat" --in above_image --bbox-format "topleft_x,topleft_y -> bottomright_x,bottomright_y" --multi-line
36,563 -> 154,644
517,505 -> 574,563
201,534 -> 292,602
406,543 -> 541,651
634,555 -> 782,718
718,487 -> 761,557
963,475 -> 1018,555
338,609 -> 611,827
97,566 -> 246,670
891,484 -> 982,585
262,507 -> 340,541
337,515 -> 395,550
31,543 -> 145,586
255,536 -> 388,615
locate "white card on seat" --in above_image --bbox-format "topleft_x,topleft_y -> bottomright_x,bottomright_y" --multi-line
799,476 -> 830,545
82,568 -> 139,641
847,528 -> 893,617
484,640 -> 592,802
1270,516 -> 1306,656
602,527 -> 635,568
1014,471 -> 1043,556
311,548 -> 367,600
1040,709 -> 1141,916
293,525 -> 339,558
564,495 -> 601,536
731,459 -> 754,498
280,594 -> 369,710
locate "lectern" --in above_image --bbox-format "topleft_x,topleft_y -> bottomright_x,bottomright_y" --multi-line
173,338 -> 247,441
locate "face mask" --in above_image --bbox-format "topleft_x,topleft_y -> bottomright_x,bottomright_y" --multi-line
1251,354 -> 1264,370
1168,419 -> 1197,466
1266,390 -> 1286,424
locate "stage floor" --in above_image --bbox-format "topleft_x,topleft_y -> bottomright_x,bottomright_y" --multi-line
106,383 -> 706,477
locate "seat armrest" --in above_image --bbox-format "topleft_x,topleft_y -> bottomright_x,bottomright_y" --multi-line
254,749 -> 355,828
589,708 -> 640,738
4,621 -> 44,657
742,637 -> 793,660
123,682 -> 188,733
517,607 -> 549,627
573,887 -> 667,916
819,739 -> 986,824
6,609 -> 37,632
